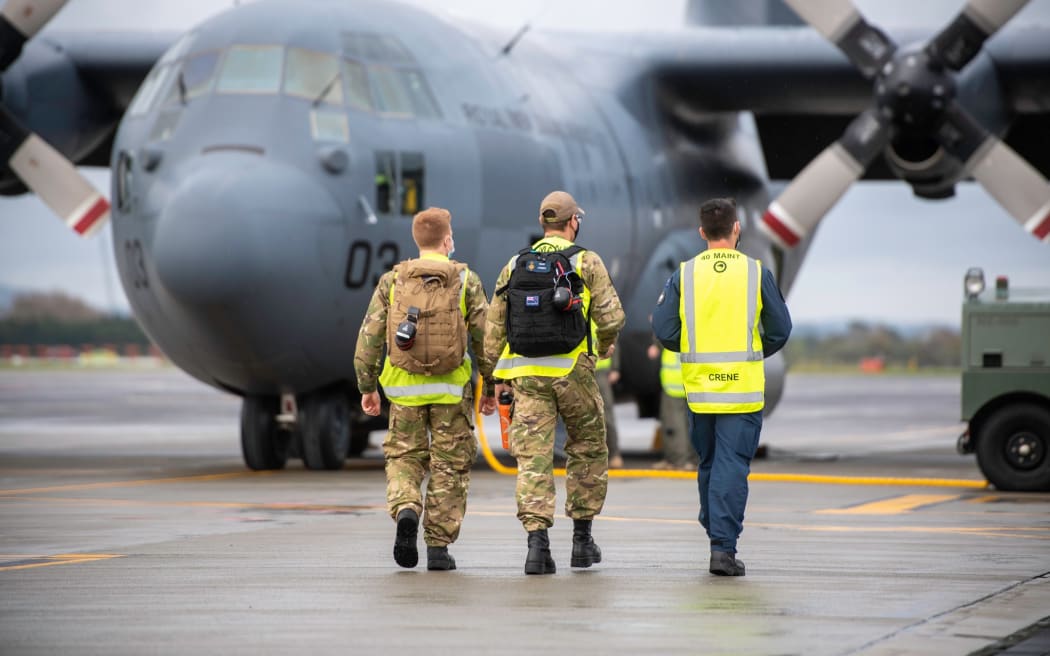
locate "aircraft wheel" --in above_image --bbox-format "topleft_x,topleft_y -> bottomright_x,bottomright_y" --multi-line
300,392 -> 350,470
976,403 -> 1050,492
348,422 -> 371,457
240,397 -> 288,471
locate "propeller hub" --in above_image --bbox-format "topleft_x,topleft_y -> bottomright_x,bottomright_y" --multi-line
875,45 -> 956,133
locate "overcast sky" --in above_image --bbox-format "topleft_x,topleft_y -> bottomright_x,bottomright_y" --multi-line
1,0 -> 1048,325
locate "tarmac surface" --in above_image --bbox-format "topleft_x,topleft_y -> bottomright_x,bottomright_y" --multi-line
1,367 -> 1048,655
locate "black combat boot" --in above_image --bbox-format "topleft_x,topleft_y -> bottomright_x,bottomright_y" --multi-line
393,508 -> 419,568
426,546 -> 456,571
709,551 -> 746,576
524,529 -> 556,575
570,519 -> 602,568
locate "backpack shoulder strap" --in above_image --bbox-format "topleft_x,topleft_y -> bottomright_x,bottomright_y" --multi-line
560,244 -> 585,258
495,249 -> 532,296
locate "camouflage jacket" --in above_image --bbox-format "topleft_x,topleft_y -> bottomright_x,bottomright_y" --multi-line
354,260 -> 495,396
484,237 -> 625,372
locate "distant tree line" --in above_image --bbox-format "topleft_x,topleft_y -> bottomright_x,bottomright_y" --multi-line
784,321 -> 961,369
3,293 -> 960,368
0,292 -> 150,347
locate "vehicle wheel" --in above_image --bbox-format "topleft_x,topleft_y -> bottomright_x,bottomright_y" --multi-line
975,403 -> 1050,492
300,392 -> 350,470
241,396 -> 288,471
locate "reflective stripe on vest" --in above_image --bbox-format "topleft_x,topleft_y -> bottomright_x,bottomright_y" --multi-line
660,348 -> 686,398
494,238 -> 591,379
379,262 -> 471,406
679,251 -> 765,414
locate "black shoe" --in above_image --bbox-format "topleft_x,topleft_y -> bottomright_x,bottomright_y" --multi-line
709,551 -> 746,576
524,529 -> 556,575
571,519 -> 602,568
393,508 -> 419,568
426,546 -> 456,571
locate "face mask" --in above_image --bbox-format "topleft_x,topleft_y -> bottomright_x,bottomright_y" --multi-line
447,236 -> 455,257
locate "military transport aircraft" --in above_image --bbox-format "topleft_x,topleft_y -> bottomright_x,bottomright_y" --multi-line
2,0 -> 1048,470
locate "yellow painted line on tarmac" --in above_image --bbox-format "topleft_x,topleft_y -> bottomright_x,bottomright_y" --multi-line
0,553 -> 124,572
473,388 -> 989,489
0,471 -> 272,496
751,522 -> 1050,540
749,472 -> 988,488
816,493 -> 961,515
6,496 -> 384,513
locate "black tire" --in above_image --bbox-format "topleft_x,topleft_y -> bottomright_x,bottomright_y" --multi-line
975,403 -> 1050,492
240,397 -> 288,471
348,423 -> 371,457
300,392 -> 350,470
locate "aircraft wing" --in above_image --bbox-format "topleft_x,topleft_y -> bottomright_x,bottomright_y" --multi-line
0,18 -> 172,233
599,0 -> 1050,249
5,29 -> 176,168
617,24 -> 1050,181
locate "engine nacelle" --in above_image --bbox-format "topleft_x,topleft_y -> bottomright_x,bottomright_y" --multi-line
1,37 -> 114,195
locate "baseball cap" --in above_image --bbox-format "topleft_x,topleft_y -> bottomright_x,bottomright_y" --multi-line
539,191 -> 585,223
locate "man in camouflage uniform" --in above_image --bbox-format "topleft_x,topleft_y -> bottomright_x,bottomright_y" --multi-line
485,190 -> 625,575
355,207 -> 496,571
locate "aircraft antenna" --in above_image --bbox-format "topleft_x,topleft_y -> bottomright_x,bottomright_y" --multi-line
177,71 -> 187,105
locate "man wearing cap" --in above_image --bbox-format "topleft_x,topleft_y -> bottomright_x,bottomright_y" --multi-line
485,190 -> 625,575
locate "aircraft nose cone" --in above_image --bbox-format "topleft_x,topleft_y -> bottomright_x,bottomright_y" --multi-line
152,153 -> 342,305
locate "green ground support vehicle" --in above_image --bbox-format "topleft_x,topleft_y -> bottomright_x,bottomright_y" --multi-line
957,269 -> 1050,491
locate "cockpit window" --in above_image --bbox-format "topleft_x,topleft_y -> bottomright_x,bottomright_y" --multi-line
370,66 -> 440,118
158,30 -> 197,66
399,70 -> 441,118
342,59 -> 373,112
128,64 -> 174,116
161,50 -> 221,106
180,51 -> 221,100
370,65 -> 413,116
342,33 -> 414,65
217,45 -> 283,94
339,32 -> 440,119
284,48 -> 343,105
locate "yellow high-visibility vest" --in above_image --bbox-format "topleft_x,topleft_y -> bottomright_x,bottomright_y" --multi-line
678,249 -> 764,413
379,254 -> 471,406
494,236 -> 592,379
660,348 -> 686,399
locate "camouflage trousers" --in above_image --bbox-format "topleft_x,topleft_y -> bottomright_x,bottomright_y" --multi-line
384,384 -> 477,547
509,356 -> 608,532
660,392 -> 697,468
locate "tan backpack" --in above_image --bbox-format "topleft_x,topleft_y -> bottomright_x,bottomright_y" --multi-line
387,258 -> 469,376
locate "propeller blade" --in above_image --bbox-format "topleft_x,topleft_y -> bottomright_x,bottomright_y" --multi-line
1,105 -> 110,236
761,108 -> 890,249
0,0 -> 68,70
782,0 -> 896,78
926,0 -> 1030,71
935,103 -> 1050,243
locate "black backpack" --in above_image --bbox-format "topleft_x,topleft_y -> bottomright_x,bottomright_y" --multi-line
497,244 -> 591,358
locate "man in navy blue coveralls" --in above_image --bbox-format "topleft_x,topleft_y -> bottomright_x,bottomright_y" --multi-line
651,198 -> 791,576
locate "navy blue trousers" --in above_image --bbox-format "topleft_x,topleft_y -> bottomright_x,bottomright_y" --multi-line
688,410 -> 763,554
